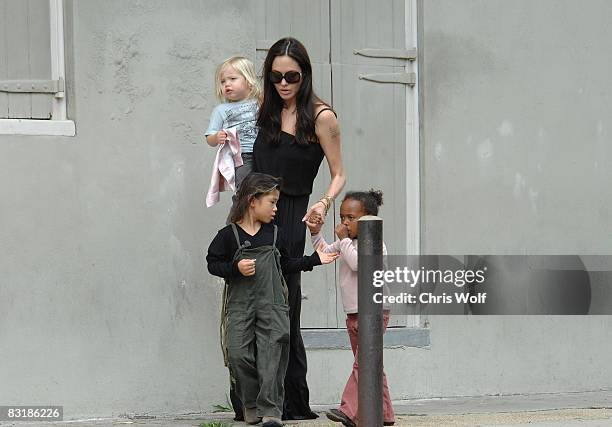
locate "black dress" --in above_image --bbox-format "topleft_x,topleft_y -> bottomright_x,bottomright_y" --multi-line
252,126 -> 327,420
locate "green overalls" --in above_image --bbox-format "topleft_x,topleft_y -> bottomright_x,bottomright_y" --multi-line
221,223 -> 290,418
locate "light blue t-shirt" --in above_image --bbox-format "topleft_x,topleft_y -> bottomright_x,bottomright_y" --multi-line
204,99 -> 259,153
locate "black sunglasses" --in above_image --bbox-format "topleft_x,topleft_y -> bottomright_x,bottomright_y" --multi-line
269,70 -> 302,84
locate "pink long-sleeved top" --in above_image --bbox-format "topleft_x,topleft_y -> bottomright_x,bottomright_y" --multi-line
311,232 -> 390,314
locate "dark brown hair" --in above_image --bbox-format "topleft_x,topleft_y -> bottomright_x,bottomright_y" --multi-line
229,173 -> 283,223
256,37 -> 326,145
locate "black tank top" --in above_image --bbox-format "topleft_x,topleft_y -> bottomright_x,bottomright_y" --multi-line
253,108 -> 335,196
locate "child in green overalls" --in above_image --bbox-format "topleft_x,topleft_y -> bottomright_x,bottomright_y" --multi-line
207,173 -> 338,427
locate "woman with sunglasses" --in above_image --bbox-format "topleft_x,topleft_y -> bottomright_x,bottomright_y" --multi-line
252,37 -> 346,420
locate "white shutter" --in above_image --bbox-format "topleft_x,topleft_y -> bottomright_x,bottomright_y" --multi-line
0,0 -> 53,119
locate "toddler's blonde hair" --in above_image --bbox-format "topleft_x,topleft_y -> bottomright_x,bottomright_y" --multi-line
215,56 -> 262,102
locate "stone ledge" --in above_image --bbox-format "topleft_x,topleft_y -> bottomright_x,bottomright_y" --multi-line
302,327 -> 430,349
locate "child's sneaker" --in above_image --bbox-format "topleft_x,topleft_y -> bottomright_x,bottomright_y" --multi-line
326,408 -> 356,427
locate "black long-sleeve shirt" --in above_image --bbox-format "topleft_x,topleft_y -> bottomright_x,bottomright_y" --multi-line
207,222 -> 321,279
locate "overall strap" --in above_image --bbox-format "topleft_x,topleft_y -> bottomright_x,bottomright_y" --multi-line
230,223 -> 242,247
272,224 -> 278,247
220,280 -> 230,367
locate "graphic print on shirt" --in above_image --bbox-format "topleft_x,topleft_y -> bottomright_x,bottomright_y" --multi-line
223,101 -> 259,147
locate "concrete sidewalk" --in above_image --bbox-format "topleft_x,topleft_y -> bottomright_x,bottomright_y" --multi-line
1,390 -> 611,427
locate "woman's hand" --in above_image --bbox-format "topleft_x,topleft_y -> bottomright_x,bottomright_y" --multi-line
237,259 -> 256,276
305,217 -> 323,235
302,201 -> 326,223
316,243 -> 339,265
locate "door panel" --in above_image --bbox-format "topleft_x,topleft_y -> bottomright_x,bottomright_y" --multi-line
331,0 -> 417,326
256,0 -> 419,328
256,0 -> 336,328
331,0 -> 407,67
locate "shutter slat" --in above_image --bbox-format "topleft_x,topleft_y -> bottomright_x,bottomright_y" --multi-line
0,1 -> 10,118
29,0 -> 52,119
6,0 -> 32,118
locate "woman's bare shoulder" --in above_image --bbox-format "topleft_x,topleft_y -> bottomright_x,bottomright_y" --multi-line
314,103 -> 337,122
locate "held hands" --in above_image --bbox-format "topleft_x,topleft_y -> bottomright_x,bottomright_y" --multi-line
216,130 -> 228,145
238,258 -> 256,276
316,243 -> 339,265
301,202 -> 326,223
335,223 -> 349,240
305,217 -> 323,235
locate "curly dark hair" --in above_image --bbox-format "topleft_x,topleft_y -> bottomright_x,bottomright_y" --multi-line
343,189 -> 384,216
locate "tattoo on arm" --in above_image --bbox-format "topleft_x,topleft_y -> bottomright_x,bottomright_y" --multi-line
328,124 -> 341,140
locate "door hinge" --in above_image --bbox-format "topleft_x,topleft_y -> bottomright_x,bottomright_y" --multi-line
0,78 -> 65,97
359,72 -> 416,86
256,40 -> 275,51
353,48 -> 417,60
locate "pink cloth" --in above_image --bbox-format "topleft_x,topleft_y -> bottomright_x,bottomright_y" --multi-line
310,233 -> 389,313
205,128 -> 243,208
340,312 -> 395,424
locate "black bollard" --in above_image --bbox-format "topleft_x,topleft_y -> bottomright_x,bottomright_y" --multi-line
357,215 -> 383,426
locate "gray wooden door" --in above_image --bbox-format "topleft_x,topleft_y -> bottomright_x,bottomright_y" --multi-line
256,0 -> 338,328
0,0 -> 53,119
330,0 -> 418,327
257,0 -> 419,328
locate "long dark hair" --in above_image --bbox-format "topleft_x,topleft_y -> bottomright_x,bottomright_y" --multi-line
230,173 -> 283,223
343,189 -> 384,216
257,37 -> 325,145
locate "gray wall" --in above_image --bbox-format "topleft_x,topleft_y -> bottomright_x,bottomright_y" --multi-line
309,316 -> 612,403
420,0 -> 612,255
405,0 -> 612,400
0,0 -> 255,417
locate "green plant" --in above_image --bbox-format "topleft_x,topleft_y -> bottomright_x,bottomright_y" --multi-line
212,393 -> 233,413
212,403 -> 232,413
